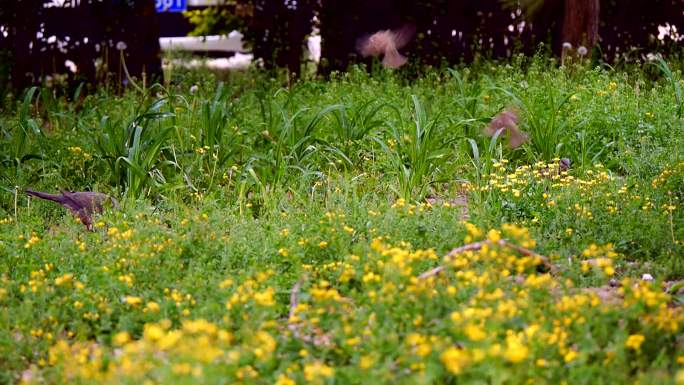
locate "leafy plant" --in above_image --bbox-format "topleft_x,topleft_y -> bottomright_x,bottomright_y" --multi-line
496,83 -> 573,162
93,97 -> 174,197
375,95 -> 451,200
651,54 -> 683,118
447,68 -> 488,138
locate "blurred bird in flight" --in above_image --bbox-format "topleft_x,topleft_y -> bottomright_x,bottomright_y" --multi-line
357,24 -> 415,68
483,107 -> 530,149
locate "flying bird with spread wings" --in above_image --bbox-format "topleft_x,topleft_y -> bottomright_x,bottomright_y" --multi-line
356,24 -> 416,69
483,107 -> 530,149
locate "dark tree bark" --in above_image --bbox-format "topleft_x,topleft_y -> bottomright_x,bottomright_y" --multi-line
0,0 -> 162,92
562,0 -> 600,49
125,0 -> 164,84
1,0 -> 45,90
247,0 -> 314,76
319,0 -> 404,74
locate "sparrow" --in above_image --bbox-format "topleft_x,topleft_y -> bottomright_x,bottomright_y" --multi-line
25,189 -> 119,231
356,24 -> 415,69
483,108 -> 530,149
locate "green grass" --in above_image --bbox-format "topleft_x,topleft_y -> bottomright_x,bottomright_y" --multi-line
0,55 -> 683,384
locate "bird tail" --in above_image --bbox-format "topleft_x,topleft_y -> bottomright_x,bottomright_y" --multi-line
382,47 -> 407,68
507,125 -> 530,149
25,189 -> 63,203
109,196 -> 121,210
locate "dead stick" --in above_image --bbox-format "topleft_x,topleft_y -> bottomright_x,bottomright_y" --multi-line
418,239 -> 554,280
497,240 -> 555,272
289,278 -> 303,321
287,277 -> 334,347
418,242 -> 487,279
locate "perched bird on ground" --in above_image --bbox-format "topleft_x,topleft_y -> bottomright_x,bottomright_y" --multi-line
25,189 -> 119,231
357,24 -> 415,68
483,108 -> 530,149
559,157 -> 571,171
537,158 -> 572,178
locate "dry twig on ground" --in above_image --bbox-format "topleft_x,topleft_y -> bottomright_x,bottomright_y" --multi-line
418,239 -> 555,280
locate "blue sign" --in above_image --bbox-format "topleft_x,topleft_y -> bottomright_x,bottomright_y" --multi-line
156,0 -> 186,13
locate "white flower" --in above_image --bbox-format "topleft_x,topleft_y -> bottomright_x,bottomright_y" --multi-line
64,59 -> 78,73
577,46 -> 588,56
562,42 -> 572,50
190,85 -> 199,94
116,41 -> 127,50
641,273 -> 654,282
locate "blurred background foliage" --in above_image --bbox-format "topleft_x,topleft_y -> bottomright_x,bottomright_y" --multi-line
184,0 -> 682,75
0,0 -> 681,93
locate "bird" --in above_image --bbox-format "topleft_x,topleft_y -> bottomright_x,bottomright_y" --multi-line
25,189 -> 119,231
356,24 -> 415,69
537,158 -> 572,179
559,157 -> 571,171
483,107 -> 530,149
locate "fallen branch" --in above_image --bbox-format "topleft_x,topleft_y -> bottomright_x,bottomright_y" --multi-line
418,242 -> 486,279
288,278 -> 303,321
418,239 -> 555,280
287,277 -> 334,348
497,240 -> 555,272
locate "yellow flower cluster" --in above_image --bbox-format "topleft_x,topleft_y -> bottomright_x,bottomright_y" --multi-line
651,161 -> 684,189
16,221 -> 684,385
579,243 -> 618,276
67,146 -> 93,160
225,270 -> 276,310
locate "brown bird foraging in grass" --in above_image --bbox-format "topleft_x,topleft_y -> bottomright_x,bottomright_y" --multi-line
357,24 -> 415,69
537,158 -> 572,178
483,108 -> 530,149
25,189 -> 119,231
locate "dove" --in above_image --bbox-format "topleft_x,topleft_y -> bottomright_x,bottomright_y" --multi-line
483,108 -> 530,149
25,189 -> 119,231
559,157 -> 571,171
357,24 -> 415,69
537,158 -> 572,178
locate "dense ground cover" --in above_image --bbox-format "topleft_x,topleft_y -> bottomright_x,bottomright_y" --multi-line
0,56 -> 683,384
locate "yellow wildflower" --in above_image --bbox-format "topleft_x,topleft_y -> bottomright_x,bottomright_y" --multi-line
112,332 -> 131,346
304,362 -> 334,382
123,296 -> 142,306
503,334 -> 529,363
626,334 -> 645,351
254,287 -> 276,307
145,301 -> 160,312
359,355 -> 375,369
441,347 -> 470,375
464,324 -> 487,342
275,375 -> 296,385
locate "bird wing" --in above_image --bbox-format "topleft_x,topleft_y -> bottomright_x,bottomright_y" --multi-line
507,126 -> 530,149
62,191 -> 108,214
390,24 -> 416,50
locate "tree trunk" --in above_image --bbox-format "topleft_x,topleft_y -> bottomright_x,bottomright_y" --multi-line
562,0 -> 600,49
